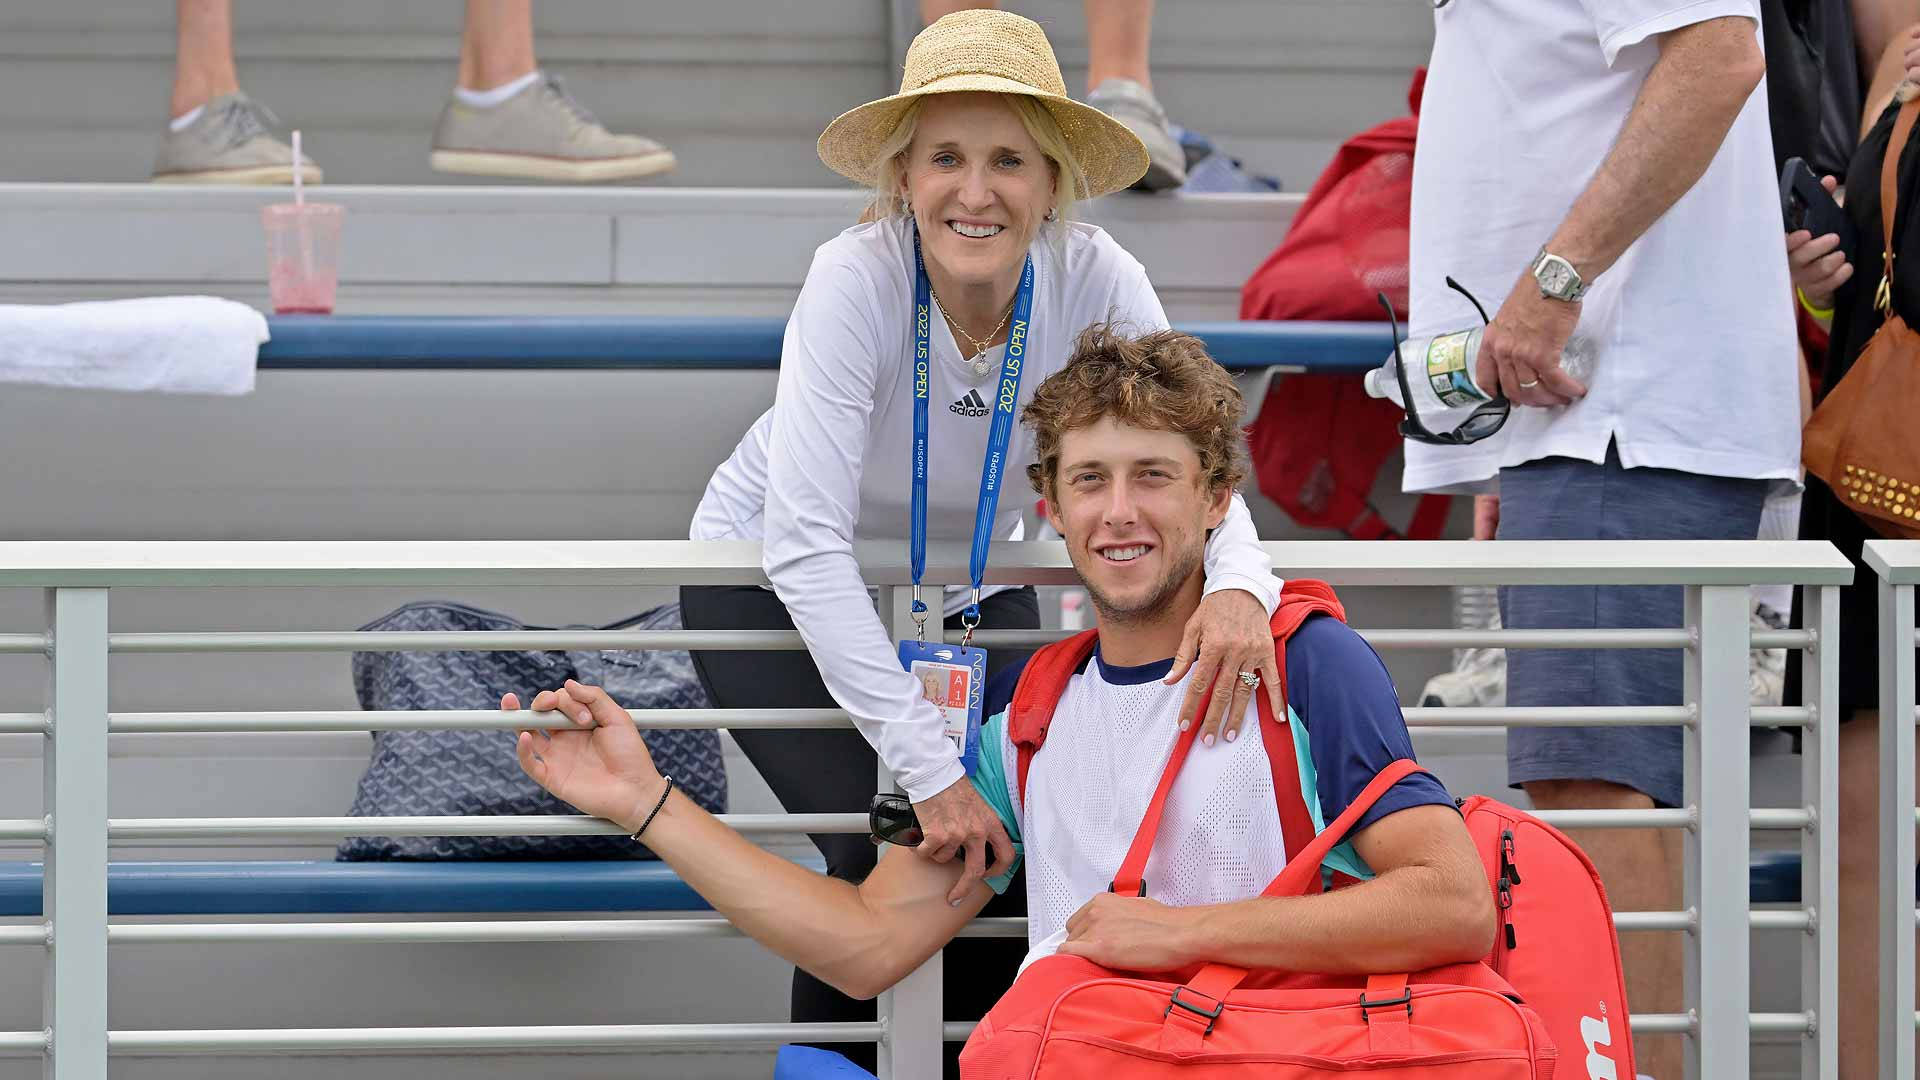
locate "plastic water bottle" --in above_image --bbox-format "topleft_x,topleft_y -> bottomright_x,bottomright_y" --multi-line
1363,327 -> 1594,411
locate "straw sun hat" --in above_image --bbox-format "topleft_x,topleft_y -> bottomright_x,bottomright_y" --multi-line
816,9 -> 1150,199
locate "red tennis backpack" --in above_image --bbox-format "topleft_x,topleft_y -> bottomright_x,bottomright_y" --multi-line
958,581 -> 1631,1079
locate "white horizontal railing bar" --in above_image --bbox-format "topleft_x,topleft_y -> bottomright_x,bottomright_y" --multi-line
1614,911 -> 1696,932
109,709 -> 852,734
1611,909 -> 1809,932
94,626 -> 1818,656
1531,808 -> 1694,830
1630,1014 -> 1697,1034
0,925 -> 47,946
114,916 -> 1038,945
1526,808 -> 1809,831
106,1022 -> 885,1053
104,707 -> 1739,734
108,630 -> 808,654
1369,629 -> 1690,649
0,634 -> 44,654
1752,1013 -> 1818,1035
0,539 -> 1853,588
0,820 -> 46,841
0,1032 -> 47,1052
107,813 -> 866,840
1403,706 -> 1692,727
91,625 -> 1822,658
0,714 -> 44,734
111,920 -> 747,945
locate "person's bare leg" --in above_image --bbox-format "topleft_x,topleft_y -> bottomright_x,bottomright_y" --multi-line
1525,779 -> 1683,1080
458,0 -> 538,92
920,0 -> 992,24
1833,708 -> 1917,1079
1084,0 -> 1153,94
171,0 -> 241,118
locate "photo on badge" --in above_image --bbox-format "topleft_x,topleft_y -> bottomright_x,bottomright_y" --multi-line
897,639 -> 986,773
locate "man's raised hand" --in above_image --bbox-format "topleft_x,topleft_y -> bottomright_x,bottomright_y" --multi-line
505,680 -> 663,829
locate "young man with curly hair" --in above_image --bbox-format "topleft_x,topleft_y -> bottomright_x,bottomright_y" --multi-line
503,326 -> 1491,1009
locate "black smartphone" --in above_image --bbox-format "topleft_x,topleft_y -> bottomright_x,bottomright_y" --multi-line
1780,156 -> 1856,263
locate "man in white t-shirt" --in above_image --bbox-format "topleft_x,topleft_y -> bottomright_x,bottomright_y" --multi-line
1405,4 -> 1797,1075
504,327 -> 1493,1055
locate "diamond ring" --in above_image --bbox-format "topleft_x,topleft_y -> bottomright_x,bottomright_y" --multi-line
1238,671 -> 1261,690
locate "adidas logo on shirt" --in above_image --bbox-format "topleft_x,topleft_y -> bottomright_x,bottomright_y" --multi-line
949,390 -> 989,418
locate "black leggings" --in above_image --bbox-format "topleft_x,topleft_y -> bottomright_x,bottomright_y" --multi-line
679,584 -> 1038,1079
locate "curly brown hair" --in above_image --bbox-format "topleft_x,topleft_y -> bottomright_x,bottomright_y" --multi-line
1023,325 -> 1248,503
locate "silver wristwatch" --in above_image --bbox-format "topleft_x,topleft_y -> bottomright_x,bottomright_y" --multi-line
1531,248 -> 1588,303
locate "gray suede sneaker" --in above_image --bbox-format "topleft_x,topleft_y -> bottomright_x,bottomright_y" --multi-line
430,75 -> 676,182
1086,78 -> 1186,192
151,92 -> 320,185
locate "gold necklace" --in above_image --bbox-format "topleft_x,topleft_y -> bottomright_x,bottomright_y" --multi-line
929,285 -> 1016,360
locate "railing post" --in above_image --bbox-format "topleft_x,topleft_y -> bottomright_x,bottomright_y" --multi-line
1802,585 -> 1839,1080
1879,571 -> 1915,1080
1683,584 -> 1750,1080
44,587 -> 109,1080
873,585 -> 943,1080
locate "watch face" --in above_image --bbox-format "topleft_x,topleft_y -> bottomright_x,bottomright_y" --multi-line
1538,261 -> 1573,295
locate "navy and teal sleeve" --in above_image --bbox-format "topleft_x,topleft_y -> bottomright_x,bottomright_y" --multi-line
1287,614 -> 1456,832
966,711 -> 1023,894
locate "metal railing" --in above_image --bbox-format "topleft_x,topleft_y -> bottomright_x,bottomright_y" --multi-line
1864,540 -> 1920,1080
0,538 -> 1854,1079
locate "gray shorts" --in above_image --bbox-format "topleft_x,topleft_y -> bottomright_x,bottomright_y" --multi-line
1500,443 -> 1767,808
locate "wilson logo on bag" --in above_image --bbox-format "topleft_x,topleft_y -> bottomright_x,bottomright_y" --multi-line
1460,795 -> 1635,1080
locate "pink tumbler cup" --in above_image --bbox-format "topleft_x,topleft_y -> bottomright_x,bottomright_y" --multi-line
261,202 -> 344,314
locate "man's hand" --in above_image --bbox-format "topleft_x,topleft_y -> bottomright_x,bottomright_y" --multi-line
1166,588 -> 1282,747
911,778 -> 1017,906
505,680 -> 663,829
1057,892 -> 1199,972
1476,273 -> 1589,409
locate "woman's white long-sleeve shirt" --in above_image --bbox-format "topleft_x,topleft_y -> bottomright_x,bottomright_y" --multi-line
691,216 -> 1280,801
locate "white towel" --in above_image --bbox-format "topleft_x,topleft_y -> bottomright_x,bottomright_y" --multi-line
0,296 -> 267,396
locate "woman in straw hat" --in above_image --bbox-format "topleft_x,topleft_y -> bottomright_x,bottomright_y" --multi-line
677,11 -> 1283,1064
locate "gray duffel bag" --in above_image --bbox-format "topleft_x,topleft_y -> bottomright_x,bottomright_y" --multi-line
337,600 -> 726,860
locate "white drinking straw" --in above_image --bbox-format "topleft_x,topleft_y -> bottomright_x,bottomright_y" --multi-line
291,130 -> 305,206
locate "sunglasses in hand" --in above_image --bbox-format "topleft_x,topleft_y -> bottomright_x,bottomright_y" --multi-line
869,793 -> 924,847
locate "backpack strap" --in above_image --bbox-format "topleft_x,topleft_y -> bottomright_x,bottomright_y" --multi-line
1007,627 -> 1100,805
1158,758 -> 1430,1052
1110,584 -> 1345,895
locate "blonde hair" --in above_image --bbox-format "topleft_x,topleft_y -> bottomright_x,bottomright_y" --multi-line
864,94 -> 1087,234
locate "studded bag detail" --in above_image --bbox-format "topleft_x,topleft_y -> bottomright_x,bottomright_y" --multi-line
1804,97 -> 1920,541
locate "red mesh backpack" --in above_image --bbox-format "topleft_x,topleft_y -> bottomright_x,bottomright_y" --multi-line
1240,70 -> 1449,541
957,583 -> 1559,1079
1458,797 -> 1636,1080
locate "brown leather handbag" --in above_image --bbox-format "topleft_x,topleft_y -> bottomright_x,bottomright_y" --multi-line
1804,97 -> 1920,540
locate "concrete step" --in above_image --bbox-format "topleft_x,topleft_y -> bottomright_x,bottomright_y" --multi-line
0,0 -> 1430,191
0,182 -> 1300,320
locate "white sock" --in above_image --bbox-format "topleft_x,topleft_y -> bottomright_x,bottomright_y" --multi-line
169,105 -> 205,133
454,69 -> 541,109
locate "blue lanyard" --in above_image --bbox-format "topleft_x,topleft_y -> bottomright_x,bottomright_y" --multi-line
910,224 -> 1036,632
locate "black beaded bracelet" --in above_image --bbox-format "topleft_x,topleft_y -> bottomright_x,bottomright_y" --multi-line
630,775 -> 675,843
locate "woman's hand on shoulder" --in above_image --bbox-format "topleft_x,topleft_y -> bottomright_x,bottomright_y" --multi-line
504,680 -> 662,830
1167,588 -> 1281,748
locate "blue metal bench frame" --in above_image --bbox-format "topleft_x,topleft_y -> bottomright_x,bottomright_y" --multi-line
0,853 -> 1805,917
258,316 -> 1391,373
